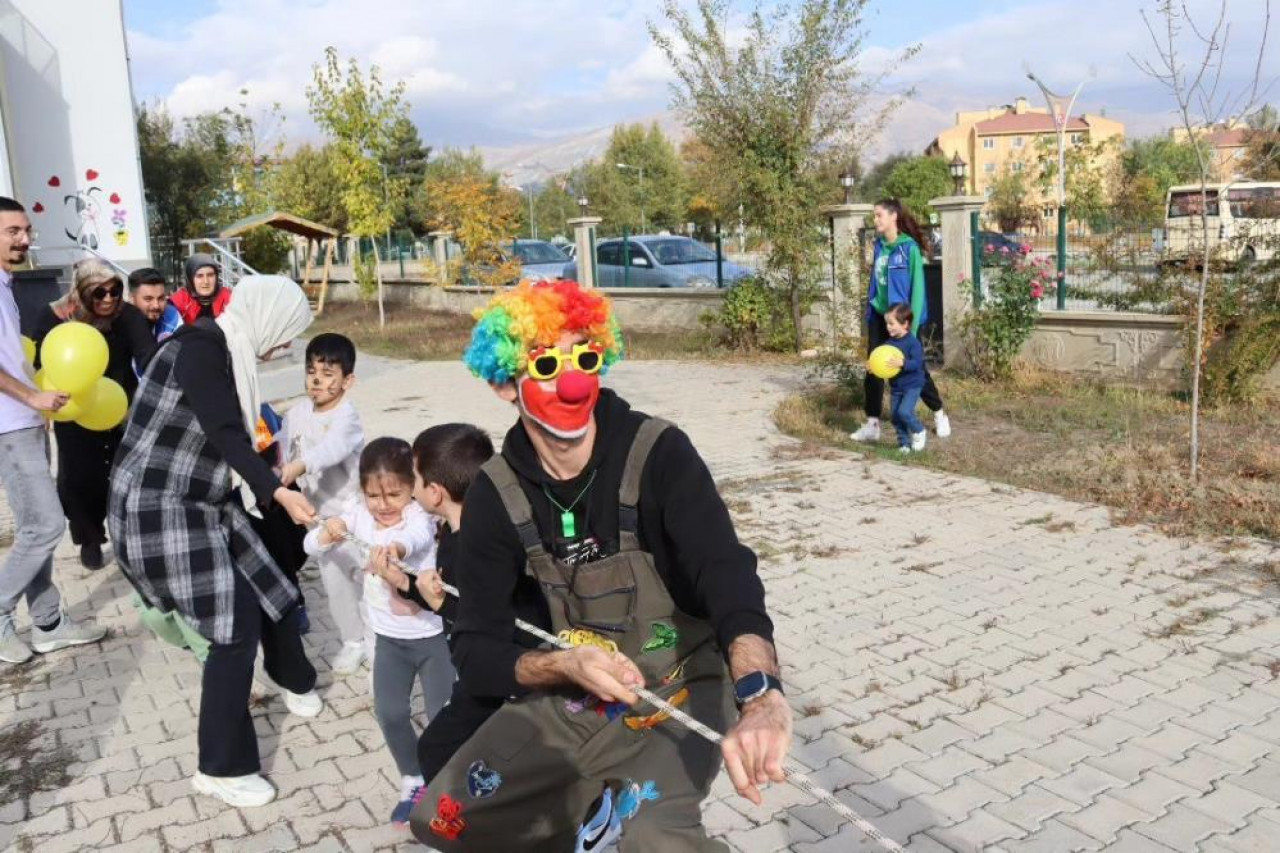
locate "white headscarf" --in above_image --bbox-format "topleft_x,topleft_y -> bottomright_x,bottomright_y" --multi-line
214,275 -> 312,512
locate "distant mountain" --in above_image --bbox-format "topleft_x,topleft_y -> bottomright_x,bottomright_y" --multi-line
476,99 -> 1056,184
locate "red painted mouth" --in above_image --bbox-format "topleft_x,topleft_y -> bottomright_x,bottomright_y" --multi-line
519,373 -> 599,437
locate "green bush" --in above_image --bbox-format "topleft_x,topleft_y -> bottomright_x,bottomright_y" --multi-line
960,243 -> 1046,380
353,250 -> 378,302
703,275 -> 796,352
1193,234 -> 1280,405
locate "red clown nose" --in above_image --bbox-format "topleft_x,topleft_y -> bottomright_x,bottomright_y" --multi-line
556,369 -> 596,403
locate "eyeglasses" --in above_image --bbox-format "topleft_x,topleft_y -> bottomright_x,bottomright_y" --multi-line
91,284 -> 123,301
526,342 -> 605,382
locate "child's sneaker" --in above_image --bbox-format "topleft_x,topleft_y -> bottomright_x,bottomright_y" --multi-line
330,641 -> 366,676
897,446 -> 911,454
934,410 -> 952,438
391,775 -> 425,825
911,431 -> 928,452
850,420 -> 880,442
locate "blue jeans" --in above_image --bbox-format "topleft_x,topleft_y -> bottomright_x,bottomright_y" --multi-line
890,386 -> 924,447
0,427 -> 65,633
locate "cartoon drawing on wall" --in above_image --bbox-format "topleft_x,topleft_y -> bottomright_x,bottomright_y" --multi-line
31,170 -> 130,251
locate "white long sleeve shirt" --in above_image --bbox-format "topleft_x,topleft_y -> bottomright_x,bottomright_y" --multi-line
280,397 -> 363,517
303,498 -> 443,640
0,270 -> 41,434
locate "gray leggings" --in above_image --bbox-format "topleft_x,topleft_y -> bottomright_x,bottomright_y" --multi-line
373,632 -> 455,777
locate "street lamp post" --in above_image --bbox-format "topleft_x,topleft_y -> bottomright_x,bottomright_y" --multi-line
840,171 -> 855,205
577,195 -> 590,217
1026,67 -> 1088,309
616,162 -> 645,233
948,153 -> 968,195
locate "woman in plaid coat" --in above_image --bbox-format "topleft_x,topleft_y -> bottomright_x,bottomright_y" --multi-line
109,275 -> 321,809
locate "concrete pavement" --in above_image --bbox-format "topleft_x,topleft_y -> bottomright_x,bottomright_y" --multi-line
1,357 -> 1277,852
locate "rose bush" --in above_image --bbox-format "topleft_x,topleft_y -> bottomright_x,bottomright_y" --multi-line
961,243 -> 1047,380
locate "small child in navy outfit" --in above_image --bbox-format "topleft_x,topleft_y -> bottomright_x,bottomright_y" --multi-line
883,302 -> 928,453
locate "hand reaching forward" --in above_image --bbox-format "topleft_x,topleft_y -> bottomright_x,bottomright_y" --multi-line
721,690 -> 792,805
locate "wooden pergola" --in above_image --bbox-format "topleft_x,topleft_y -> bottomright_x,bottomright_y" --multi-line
220,212 -> 340,314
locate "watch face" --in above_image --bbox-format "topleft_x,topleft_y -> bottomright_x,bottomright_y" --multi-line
734,671 -> 768,703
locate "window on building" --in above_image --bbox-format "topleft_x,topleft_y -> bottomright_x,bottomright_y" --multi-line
984,163 -> 996,174
983,138 -> 995,150
1070,133 -> 1084,146
1013,136 -> 1024,148
1012,162 -> 1024,172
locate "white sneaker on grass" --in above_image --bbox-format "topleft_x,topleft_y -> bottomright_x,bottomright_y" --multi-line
284,688 -> 323,718
30,612 -> 106,654
330,641 -> 366,676
897,446 -> 911,455
911,431 -> 928,452
850,420 -> 881,442
192,771 -> 276,808
934,410 -> 952,438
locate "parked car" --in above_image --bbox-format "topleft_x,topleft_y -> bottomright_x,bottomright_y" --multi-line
562,235 -> 752,288
507,239 -> 571,281
932,230 -> 1025,259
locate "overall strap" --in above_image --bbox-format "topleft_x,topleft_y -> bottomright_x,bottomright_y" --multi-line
481,456 -> 546,559
618,417 -> 672,547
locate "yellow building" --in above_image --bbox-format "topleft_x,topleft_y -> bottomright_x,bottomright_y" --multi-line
926,97 -> 1125,222
1171,123 -> 1249,181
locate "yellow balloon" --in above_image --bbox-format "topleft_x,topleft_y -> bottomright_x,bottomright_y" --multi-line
867,344 -> 902,380
75,377 -> 127,431
20,335 -> 35,365
40,321 -> 108,396
34,369 -> 93,423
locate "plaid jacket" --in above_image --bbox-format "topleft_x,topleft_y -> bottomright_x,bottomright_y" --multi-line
108,334 -> 298,644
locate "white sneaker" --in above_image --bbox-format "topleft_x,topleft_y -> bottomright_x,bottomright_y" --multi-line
30,612 -> 107,654
284,688 -> 323,718
934,410 -> 951,438
850,420 -> 881,442
897,446 -> 912,454
330,641 -> 366,676
911,431 -> 928,452
192,771 -> 276,808
0,624 -> 32,664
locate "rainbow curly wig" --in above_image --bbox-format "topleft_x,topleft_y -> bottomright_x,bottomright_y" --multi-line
463,280 -> 624,384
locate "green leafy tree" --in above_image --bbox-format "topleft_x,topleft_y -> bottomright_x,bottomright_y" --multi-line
987,168 -> 1035,233
856,153 -> 910,203
271,143 -> 349,232
1110,135 -> 1203,225
380,116 -> 432,234
1033,135 -> 1117,230
881,156 -> 952,222
653,0 -> 918,351
1243,104 -> 1280,180
416,148 -> 521,285
578,123 -> 688,236
307,47 -> 410,327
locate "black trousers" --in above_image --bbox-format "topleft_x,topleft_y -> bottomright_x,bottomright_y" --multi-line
198,566 -> 316,777
863,311 -> 944,419
53,422 -> 120,546
417,679 -> 504,784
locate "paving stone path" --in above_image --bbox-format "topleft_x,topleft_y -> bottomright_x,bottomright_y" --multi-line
1,359 -> 1277,852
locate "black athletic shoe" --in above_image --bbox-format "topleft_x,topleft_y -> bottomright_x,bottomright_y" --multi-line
80,542 -> 104,570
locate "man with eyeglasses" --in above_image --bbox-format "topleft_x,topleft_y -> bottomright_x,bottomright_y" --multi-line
0,196 -> 106,663
410,280 -> 791,852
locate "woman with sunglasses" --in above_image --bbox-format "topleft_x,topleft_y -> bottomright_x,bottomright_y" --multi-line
32,260 -> 156,569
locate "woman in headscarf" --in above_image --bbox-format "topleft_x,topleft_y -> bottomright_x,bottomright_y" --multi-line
108,275 -> 320,810
32,259 -> 156,569
170,253 -> 231,323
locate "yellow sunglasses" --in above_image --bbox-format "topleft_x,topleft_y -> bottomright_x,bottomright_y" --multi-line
526,342 -> 605,381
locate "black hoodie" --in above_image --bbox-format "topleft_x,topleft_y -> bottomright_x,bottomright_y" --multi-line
451,388 -> 774,699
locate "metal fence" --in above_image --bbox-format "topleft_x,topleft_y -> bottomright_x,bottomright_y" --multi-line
972,211 -> 1175,314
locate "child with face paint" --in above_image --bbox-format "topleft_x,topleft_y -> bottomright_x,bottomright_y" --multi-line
278,334 -> 368,675
302,437 -> 451,826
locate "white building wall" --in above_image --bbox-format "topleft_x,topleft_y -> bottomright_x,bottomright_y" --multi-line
0,0 -> 149,268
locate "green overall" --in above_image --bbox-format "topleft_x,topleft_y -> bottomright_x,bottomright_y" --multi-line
411,418 -> 734,852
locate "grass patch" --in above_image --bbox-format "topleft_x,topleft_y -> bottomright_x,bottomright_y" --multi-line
310,302 -> 803,364
774,369 -> 1280,540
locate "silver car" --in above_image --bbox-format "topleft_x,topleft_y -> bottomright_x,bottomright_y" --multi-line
563,236 -> 751,288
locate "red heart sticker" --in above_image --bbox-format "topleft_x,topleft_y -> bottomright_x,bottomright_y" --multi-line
109,193 -> 121,204
32,202 -> 44,213
48,176 -> 60,187
86,169 -> 99,181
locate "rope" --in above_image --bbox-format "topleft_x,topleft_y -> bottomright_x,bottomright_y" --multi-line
313,523 -> 905,852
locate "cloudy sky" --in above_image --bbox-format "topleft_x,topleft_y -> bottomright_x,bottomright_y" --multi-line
123,0 -> 1277,158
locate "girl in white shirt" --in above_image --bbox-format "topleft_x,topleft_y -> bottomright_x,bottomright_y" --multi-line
303,437 -> 454,825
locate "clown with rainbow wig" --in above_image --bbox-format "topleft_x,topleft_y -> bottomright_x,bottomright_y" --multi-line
411,279 -> 793,852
